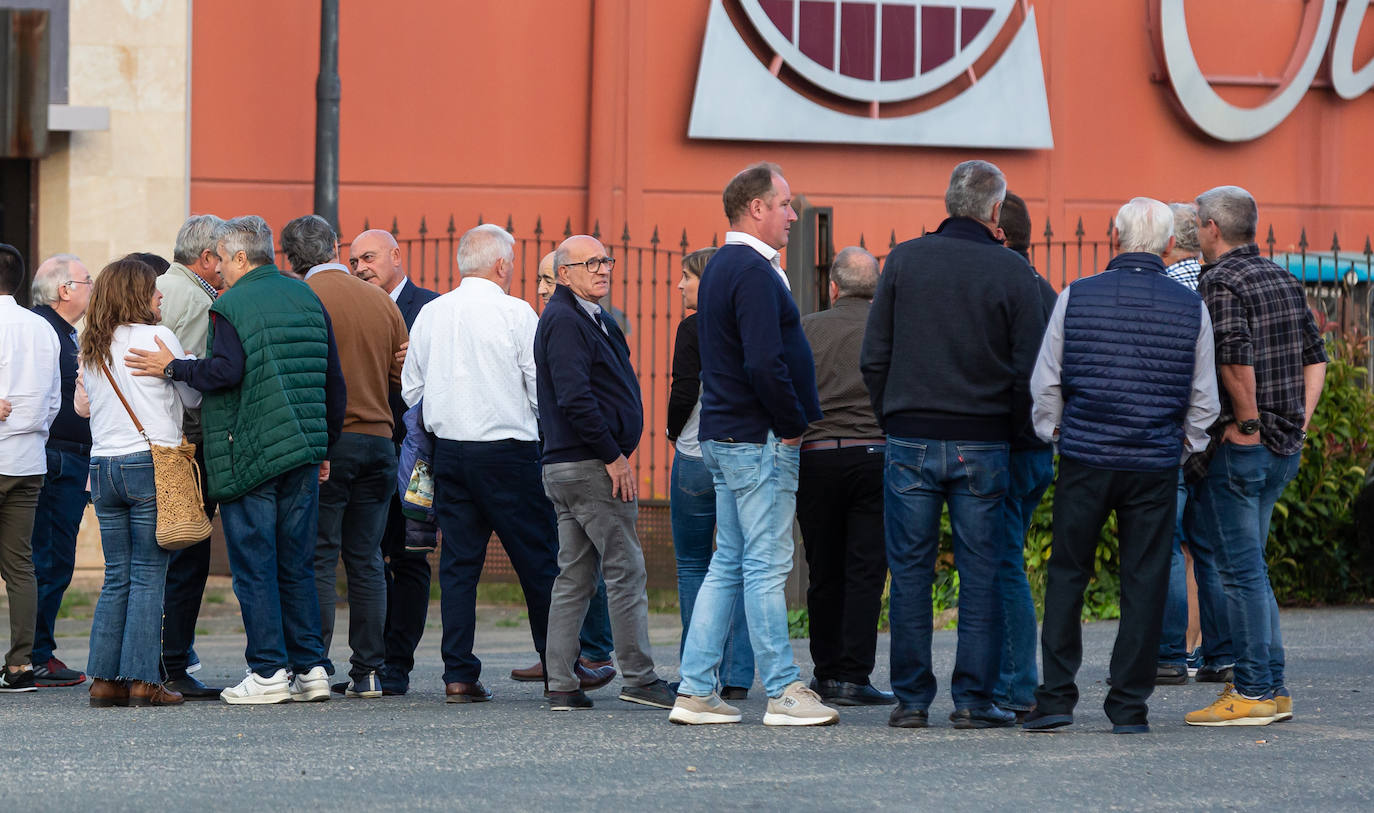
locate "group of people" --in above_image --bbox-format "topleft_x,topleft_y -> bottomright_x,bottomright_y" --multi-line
0,158 -> 1323,732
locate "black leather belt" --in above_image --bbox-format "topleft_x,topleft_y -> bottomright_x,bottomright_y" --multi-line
800,438 -> 886,452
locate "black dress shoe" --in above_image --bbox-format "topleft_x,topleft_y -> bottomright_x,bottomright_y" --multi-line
949,704 -> 1015,729
1195,663 -> 1234,683
720,686 -> 749,701
889,705 -> 929,728
821,681 -> 897,707
162,675 -> 222,700
548,689 -> 593,710
1155,664 -> 1188,685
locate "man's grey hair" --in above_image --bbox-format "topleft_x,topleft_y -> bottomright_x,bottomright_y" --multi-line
30,253 -> 81,306
214,215 -> 276,267
1195,185 -> 1258,244
1168,203 -> 1201,254
945,160 -> 1007,221
1115,197 -> 1174,256
280,214 -> 338,273
173,214 -> 226,265
457,223 -> 515,276
830,246 -> 879,299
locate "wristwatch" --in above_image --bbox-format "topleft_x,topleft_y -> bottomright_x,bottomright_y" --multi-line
1238,418 -> 1261,435
163,362 -> 175,380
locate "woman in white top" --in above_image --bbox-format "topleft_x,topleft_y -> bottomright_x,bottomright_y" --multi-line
77,256 -> 199,708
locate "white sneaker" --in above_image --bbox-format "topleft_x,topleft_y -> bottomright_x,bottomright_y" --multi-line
763,681 -> 840,726
289,666 -> 331,702
669,692 -> 742,725
220,669 -> 290,705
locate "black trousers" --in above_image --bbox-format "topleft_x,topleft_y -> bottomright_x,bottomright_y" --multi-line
1035,459 -> 1175,725
381,491 -> 432,688
796,445 -> 888,684
161,443 -> 217,679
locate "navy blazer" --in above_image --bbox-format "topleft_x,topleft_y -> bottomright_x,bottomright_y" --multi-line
391,278 -> 439,443
534,284 -> 643,464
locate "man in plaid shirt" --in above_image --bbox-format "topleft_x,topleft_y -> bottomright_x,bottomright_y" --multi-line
1184,186 -> 1327,728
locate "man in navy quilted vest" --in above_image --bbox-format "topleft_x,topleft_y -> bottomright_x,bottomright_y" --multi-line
1023,197 -> 1219,734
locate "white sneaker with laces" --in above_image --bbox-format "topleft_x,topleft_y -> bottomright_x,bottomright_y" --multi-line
290,666 -> 332,702
763,681 -> 840,726
220,668 -> 290,705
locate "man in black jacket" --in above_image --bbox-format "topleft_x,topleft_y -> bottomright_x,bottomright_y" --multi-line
861,160 -> 1047,730
535,234 -> 674,712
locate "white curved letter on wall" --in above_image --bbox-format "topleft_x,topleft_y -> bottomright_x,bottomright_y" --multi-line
1331,0 -> 1374,100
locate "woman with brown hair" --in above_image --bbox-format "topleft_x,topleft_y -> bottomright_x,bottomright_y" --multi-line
78,256 -> 199,708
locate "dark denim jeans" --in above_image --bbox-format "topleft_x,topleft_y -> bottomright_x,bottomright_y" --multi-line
87,452 -> 167,683
1191,443 -> 1299,697
219,463 -> 328,678
885,436 -> 1008,711
31,446 -> 89,664
1158,471 -> 1233,668
994,447 -> 1053,711
671,452 -> 753,689
315,432 -> 397,682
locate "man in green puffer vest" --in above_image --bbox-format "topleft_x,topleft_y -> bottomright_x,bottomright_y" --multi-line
126,215 -> 347,706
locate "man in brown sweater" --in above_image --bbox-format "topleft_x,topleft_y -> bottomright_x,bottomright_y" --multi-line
282,214 -> 408,698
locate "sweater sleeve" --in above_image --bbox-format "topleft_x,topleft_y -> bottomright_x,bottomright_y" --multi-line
666,316 -> 700,441
169,313 -> 245,392
734,272 -> 808,438
544,313 -> 623,464
1009,271 -> 1050,440
860,254 -> 897,428
322,309 -> 347,449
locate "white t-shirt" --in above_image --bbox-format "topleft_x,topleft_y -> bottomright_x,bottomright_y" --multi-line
82,324 -> 201,457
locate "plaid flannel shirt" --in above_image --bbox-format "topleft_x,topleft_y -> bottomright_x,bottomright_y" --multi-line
1184,244 -> 1327,480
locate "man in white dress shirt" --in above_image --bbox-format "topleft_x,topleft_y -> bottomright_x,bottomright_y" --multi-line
401,224 -> 562,703
0,244 -> 62,693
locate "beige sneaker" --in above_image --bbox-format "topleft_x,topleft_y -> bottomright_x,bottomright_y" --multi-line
763,681 -> 839,727
668,692 -> 742,725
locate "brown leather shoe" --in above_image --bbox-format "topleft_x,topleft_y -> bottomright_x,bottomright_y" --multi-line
510,662 -> 544,682
576,661 -> 616,692
128,681 -> 184,707
445,681 -> 493,703
579,657 -> 614,670
89,678 -> 129,708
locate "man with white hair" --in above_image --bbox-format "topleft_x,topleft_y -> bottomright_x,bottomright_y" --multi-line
862,160 -> 1046,730
401,224 -> 566,704
1023,197 -> 1219,734
27,254 -> 93,688
127,215 -> 347,705
156,214 -> 228,699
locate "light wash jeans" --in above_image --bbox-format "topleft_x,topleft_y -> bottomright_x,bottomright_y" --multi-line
86,452 -> 168,683
679,435 -> 800,698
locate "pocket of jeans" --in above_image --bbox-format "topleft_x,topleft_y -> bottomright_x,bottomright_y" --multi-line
88,464 -> 102,505
709,443 -> 762,492
120,462 -> 157,504
774,442 -> 800,490
956,442 -> 1009,499
673,457 -> 715,497
46,448 -> 63,479
1221,444 -> 1267,487
885,438 -> 927,495
542,462 -> 594,486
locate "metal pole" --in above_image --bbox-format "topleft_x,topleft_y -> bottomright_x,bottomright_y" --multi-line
313,0 -> 340,231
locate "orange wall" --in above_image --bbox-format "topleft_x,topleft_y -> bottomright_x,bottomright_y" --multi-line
191,0 -> 1374,258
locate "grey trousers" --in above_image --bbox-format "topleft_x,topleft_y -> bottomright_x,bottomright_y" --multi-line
542,460 -> 657,692
0,474 -> 42,667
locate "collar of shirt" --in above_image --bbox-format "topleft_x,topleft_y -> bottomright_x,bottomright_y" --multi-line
389,275 -> 409,302
725,230 -> 790,290
574,292 -> 608,333
458,276 -> 503,296
305,262 -> 351,280
183,265 -> 220,300
933,216 -> 1001,245
1106,252 -> 1167,274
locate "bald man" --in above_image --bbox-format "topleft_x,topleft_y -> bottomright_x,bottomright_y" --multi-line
350,228 -> 439,696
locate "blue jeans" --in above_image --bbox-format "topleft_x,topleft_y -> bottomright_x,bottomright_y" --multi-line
1192,443 -> 1299,696
31,446 -> 89,664
885,436 -> 1008,711
671,452 -> 753,690
679,436 -> 799,698
219,463 -> 328,678
579,581 -> 614,663
994,447 -> 1053,711
1159,472 -> 1234,667
86,452 -> 167,683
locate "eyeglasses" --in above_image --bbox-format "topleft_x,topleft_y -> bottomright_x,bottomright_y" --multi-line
66,279 -> 93,287
562,256 -> 616,274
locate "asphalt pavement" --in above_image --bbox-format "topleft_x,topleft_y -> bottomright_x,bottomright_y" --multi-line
0,602 -> 1370,811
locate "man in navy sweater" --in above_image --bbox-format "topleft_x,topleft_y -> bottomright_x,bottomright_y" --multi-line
862,160 -> 1047,730
669,163 -> 838,728
535,234 -> 674,712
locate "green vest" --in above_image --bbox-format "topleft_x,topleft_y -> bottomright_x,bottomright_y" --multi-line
201,265 -> 330,502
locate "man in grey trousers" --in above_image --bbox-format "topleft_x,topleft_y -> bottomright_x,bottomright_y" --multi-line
534,234 -> 675,711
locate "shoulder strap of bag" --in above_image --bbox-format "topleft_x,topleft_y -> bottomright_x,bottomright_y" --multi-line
98,359 -> 151,447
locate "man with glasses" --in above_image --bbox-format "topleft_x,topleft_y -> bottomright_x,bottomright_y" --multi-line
537,234 -> 674,711
27,255 -> 94,688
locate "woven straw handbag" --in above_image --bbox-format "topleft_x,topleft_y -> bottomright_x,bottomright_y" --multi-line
100,361 -> 213,550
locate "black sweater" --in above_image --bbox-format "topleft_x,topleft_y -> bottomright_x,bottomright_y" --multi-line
666,313 -> 700,441
861,217 -> 1048,442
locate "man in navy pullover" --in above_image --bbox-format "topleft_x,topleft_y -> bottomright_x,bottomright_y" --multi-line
535,234 -> 673,712
670,163 -> 837,728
